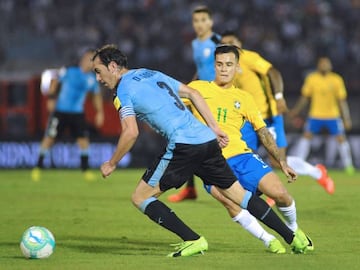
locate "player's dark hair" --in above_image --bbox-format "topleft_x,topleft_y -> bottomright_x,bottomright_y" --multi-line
192,5 -> 212,17
221,30 -> 238,38
92,44 -> 128,68
79,47 -> 95,56
215,45 -> 240,61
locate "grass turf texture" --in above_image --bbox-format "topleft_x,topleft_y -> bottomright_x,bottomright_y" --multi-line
0,169 -> 359,270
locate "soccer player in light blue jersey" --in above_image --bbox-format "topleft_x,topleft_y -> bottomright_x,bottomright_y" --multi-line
191,6 -> 221,81
91,44 -> 307,257
169,5 -> 221,202
31,49 -> 104,181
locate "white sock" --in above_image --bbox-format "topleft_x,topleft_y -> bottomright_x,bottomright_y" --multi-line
338,141 -> 353,168
295,137 -> 311,160
232,210 -> 275,247
325,137 -> 338,166
287,156 -> 321,180
277,200 -> 298,232
39,147 -> 49,155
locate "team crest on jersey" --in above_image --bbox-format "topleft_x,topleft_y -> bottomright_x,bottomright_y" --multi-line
203,48 -> 211,58
234,101 -> 241,109
113,96 -> 121,111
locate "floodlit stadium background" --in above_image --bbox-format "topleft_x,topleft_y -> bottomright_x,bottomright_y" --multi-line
0,0 -> 359,168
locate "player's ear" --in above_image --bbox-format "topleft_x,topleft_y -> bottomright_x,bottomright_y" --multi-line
236,63 -> 241,73
108,61 -> 118,73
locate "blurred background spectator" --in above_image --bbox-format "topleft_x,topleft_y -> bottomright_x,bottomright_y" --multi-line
0,0 -> 359,86
0,0 -> 359,168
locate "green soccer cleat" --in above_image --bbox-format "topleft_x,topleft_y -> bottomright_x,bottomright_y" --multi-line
31,167 -> 41,182
167,236 -> 208,257
305,234 -> 314,252
267,238 -> 286,254
83,170 -> 97,182
345,165 -> 355,176
291,229 -> 310,254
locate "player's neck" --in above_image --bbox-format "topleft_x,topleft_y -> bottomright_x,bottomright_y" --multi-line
319,71 -> 329,76
114,68 -> 129,89
119,68 -> 129,76
197,30 -> 213,41
214,80 -> 232,89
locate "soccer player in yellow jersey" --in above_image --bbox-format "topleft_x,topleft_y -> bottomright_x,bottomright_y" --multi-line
291,57 -> 355,175
220,31 -> 335,195
185,45 -> 311,254
168,6 -> 221,202
221,31 -> 288,163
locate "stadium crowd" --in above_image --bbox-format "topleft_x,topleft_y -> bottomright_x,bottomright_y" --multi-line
0,0 -> 359,92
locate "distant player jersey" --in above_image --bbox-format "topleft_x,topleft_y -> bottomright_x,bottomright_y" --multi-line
192,33 -> 221,80
185,80 -> 266,159
112,69 -> 216,145
55,66 -> 99,113
301,71 -> 347,118
233,49 -> 277,119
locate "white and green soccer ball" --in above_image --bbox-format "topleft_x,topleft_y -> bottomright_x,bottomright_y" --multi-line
20,226 -> 55,259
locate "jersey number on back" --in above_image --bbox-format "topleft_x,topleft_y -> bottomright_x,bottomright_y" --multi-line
157,81 -> 185,111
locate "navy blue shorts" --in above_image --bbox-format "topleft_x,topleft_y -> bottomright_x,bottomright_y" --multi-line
45,112 -> 88,139
142,139 -> 237,192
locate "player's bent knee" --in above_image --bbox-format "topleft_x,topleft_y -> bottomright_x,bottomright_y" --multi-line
273,190 -> 292,206
303,132 -> 313,139
336,135 -> 346,143
131,192 -> 143,208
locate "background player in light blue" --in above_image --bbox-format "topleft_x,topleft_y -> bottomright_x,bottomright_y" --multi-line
31,49 -> 104,181
169,5 -> 221,202
92,44 -> 307,257
191,6 -> 221,81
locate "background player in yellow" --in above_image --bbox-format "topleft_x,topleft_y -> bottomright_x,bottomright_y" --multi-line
184,45 -> 311,254
290,57 -> 355,175
220,31 -> 334,197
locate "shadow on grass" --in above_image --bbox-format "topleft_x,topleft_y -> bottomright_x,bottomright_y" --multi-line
59,235 -> 170,256
0,241 -> 25,259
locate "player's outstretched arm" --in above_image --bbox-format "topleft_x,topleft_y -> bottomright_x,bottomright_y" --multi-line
178,83 -> 229,148
92,92 -> 105,128
268,67 -> 288,114
289,96 -> 309,118
46,79 -> 60,113
101,115 -> 138,178
256,127 -> 297,182
339,99 -> 352,130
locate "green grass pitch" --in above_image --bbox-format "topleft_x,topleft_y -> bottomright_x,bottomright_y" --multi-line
0,168 -> 360,270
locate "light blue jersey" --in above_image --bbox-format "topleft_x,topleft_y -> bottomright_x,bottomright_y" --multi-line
192,33 -> 221,81
114,68 -> 216,145
56,66 -> 99,113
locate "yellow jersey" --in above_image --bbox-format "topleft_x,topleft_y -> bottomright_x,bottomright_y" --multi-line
186,80 -> 266,159
301,71 -> 347,118
233,49 -> 278,119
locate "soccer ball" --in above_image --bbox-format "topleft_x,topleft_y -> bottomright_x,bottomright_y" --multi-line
20,226 -> 55,259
